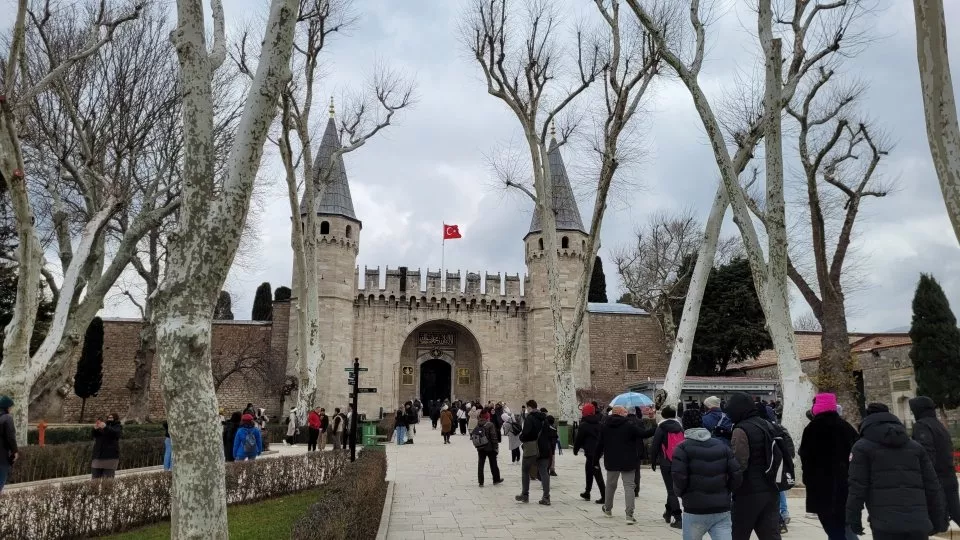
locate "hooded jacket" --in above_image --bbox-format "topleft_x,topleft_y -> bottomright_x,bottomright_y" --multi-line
573,414 -> 603,457
910,396 -> 956,480
0,407 -> 17,466
798,410 -> 858,516
846,412 -> 946,535
671,428 -> 742,514
726,392 -> 776,495
596,414 -> 645,471
650,418 -> 684,468
233,423 -> 264,460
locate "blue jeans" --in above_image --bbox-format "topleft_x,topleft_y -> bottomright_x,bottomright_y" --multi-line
683,511 -> 732,540
0,465 -> 8,493
396,426 -> 407,445
779,491 -> 789,519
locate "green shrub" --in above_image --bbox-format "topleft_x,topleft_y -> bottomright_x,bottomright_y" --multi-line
9,437 -> 165,484
290,451 -> 388,540
0,450 -> 350,539
27,424 -> 166,445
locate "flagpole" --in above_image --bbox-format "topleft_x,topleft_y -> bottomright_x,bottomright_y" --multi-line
441,224 -> 445,293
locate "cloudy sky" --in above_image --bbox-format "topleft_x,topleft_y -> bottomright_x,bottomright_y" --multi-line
93,0 -> 960,333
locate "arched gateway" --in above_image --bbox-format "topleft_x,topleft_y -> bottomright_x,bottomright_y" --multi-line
397,321 -> 482,404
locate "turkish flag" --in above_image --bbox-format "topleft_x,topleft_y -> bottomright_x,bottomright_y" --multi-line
443,224 -> 462,240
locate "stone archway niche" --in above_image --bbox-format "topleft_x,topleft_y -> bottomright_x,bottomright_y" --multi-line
397,320 -> 482,405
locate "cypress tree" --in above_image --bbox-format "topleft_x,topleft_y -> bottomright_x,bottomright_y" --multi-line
74,317 -> 104,422
274,286 -> 292,302
252,282 -> 273,321
909,274 -> 960,409
214,291 -> 234,320
589,256 -> 608,303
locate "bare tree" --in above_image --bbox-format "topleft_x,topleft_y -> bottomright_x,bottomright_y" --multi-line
913,0 -> 960,246
148,0 -> 299,535
793,312 -> 821,332
464,0 -> 661,421
211,329 -> 271,390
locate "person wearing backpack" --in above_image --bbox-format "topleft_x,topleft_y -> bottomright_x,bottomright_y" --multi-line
702,396 -> 733,446
0,395 -> 19,493
473,409 -> 503,486
516,399 -> 552,505
798,393 -> 859,540
651,405 -> 685,529
573,403 -> 606,505
233,413 -> 263,461
503,412 -> 522,463
726,392 -> 782,540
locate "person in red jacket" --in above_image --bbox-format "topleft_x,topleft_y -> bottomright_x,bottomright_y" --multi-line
307,408 -> 322,452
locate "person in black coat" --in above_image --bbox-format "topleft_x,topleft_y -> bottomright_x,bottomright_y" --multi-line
223,411 -> 241,462
516,401 -> 551,505
91,412 -> 123,479
910,396 -> 960,528
726,392 -> 780,540
798,393 -> 859,540
596,406 -> 646,524
651,405 -> 685,528
846,405 -> 946,539
672,408 -> 742,540
573,403 -> 606,504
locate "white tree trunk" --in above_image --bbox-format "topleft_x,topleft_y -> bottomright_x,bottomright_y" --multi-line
914,0 -> 960,246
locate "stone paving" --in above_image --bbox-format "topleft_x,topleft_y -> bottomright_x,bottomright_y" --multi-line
383,426 -> 876,540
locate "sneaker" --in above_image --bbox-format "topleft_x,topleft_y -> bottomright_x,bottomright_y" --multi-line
662,511 -> 671,523
602,508 -> 612,517
538,498 -> 551,506
515,495 -> 529,503
595,498 -> 604,504
493,479 -> 504,485
580,492 -> 591,501
626,516 -> 636,525
671,518 -> 683,530
779,521 -> 788,534
549,470 -> 558,477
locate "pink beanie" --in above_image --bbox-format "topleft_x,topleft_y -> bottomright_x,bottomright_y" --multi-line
811,393 -> 838,416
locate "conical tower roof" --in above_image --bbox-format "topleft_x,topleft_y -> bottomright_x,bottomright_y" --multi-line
299,116 -> 360,224
527,137 -> 585,236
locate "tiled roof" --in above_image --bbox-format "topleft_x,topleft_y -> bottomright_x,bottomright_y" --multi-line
735,331 -> 910,371
527,138 -> 585,235
299,117 -> 359,222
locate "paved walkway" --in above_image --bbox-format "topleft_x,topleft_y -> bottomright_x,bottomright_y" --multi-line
384,427 -> 875,540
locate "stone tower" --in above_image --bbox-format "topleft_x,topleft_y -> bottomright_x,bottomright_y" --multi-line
292,108 -> 361,408
524,135 -> 591,412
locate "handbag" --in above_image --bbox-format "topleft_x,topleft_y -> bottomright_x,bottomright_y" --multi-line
521,420 -> 544,458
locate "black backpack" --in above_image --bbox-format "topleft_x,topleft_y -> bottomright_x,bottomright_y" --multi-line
470,425 -> 489,448
749,418 -> 796,491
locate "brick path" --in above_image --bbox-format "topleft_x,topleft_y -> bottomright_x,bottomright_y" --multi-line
383,426 -> 876,540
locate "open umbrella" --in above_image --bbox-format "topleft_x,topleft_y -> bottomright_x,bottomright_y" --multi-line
609,392 -> 654,410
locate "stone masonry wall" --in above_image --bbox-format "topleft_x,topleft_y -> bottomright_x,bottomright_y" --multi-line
587,312 -> 668,397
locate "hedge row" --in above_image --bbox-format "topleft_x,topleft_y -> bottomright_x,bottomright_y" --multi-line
291,449 -> 388,540
27,424 -> 166,445
0,450 -> 350,539
10,437 -> 165,484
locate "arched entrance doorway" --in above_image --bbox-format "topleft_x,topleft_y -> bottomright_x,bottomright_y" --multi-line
419,358 -> 451,404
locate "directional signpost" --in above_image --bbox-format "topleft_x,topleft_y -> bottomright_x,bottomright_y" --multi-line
347,359 -> 376,462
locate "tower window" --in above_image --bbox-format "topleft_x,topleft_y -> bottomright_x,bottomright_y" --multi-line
538,238 -> 544,250
345,225 -> 352,239
561,236 -> 569,249
320,221 -> 330,235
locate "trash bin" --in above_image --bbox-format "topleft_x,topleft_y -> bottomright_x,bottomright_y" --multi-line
557,421 -> 570,450
361,420 -> 379,447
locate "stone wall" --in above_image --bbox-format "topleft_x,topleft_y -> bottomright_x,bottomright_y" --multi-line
587,312 -> 668,396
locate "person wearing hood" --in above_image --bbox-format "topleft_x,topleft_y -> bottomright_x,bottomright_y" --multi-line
91,412 -> 123,479
573,403 -> 606,504
233,413 -> 263,461
503,412 -> 522,463
847,402 -> 946,539
516,399 -> 552,505
725,392 -> 781,540
596,405 -> 646,525
223,411 -> 242,462
798,393 -> 859,540
439,404 -> 454,444
285,407 -> 299,446
0,395 -> 18,493
672,408 -> 741,540
651,405 -> 685,529
910,395 -> 960,528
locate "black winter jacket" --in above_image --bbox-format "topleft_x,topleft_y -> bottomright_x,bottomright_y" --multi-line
596,415 -> 645,471
0,411 -> 17,465
92,420 -> 122,460
846,412 -> 946,535
671,428 -> 742,514
650,419 -> 684,469
574,414 -> 603,457
798,411 -> 858,516
519,410 -> 551,459
727,393 -> 776,496
910,396 -> 956,480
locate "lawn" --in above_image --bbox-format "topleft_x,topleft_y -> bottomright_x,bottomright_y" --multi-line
104,488 -> 324,539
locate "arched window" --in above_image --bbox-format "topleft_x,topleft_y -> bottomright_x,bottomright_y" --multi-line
320,221 -> 330,235
561,236 -> 569,249
345,225 -> 352,239
538,238 -> 544,250
582,239 -> 586,251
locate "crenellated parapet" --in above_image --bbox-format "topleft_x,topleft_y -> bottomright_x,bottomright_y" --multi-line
354,265 -> 528,306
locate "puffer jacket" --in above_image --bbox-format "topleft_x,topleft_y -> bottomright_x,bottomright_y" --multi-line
846,412 -> 946,535
671,427 -> 742,514
650,418 -> 684,469
596,415 -> 645,471
910,396 -> 956,480
573,414 -> 602,457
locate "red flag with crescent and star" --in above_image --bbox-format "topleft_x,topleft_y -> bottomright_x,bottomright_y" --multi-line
443,224 -> 462,240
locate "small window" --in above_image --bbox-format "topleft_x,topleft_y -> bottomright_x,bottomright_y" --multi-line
345,225 -> 352,239
625,353 -> 638,371
320,221 -> 330,234
401,366 -> 414,386
561,236 -> 569,249
538,238 -> 544,250
457,367 -> 470,385
582,240 -> 586,251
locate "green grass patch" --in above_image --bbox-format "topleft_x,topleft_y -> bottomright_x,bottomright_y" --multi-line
104,488 -> 326,539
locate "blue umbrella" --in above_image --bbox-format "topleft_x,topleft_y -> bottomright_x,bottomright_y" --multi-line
609,392 -> 654,410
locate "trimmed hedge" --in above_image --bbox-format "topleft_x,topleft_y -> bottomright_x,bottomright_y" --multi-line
290,450 -> 388,540
0,450 -> 350,539
28,424 -> 166,445
10,437 -> 165,484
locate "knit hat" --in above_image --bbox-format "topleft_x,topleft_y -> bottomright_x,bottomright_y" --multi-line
0,395 -> 12,410
703,396 -> 721,409
865,403 -> 889,416
581,403 -> 596,417
612,405 -> 628,417
241,413 -> 255,423
811,393 -> 838,416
